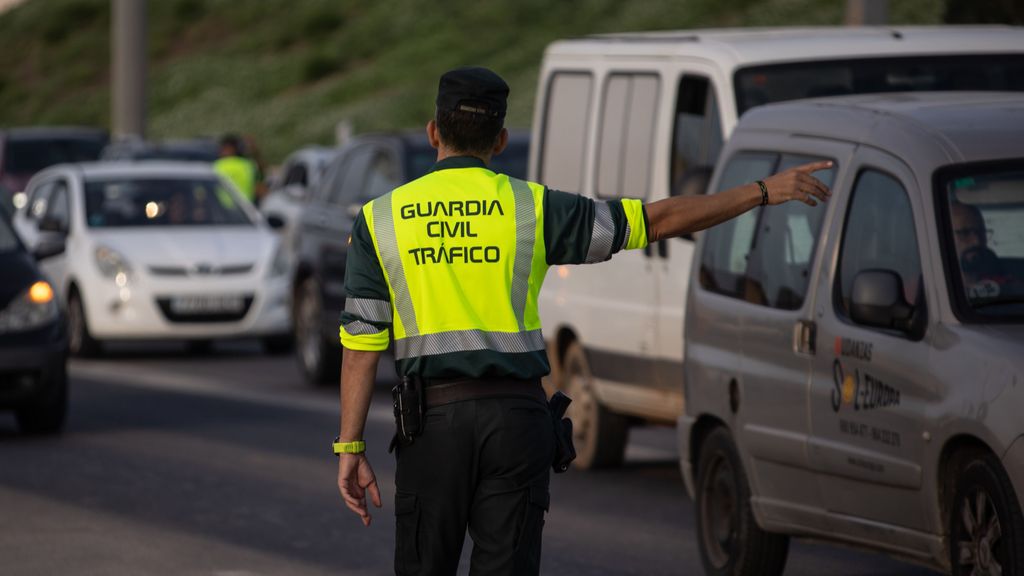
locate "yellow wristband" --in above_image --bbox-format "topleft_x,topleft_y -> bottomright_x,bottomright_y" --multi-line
333,440 -> 366,455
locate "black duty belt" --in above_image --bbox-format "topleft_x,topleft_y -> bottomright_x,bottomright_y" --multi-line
423,377 -> 546,409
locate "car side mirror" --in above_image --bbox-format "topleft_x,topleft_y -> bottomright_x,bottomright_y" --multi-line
850,269 -> 914,332
266,214 -> 286,230
33,234 -> 66,261
38,216 -> 67,235
671,165 -> 714,198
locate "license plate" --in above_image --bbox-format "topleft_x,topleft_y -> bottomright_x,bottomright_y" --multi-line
169,295 -> 245,315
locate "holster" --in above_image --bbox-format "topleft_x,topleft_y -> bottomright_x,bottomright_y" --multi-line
388,375 -> 424,454
549,391 -> 577,473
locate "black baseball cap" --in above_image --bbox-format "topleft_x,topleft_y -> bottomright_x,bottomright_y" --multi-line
436,66 -> 509,119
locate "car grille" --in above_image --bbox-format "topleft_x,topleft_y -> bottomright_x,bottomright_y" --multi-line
155,296 -> 254,323
148,264 -> 254,277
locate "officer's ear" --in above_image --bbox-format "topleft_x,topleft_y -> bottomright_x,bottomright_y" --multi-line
492,127 -> 508,156
426,120 -> 441,150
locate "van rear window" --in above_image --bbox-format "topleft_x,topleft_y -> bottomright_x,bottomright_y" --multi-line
734,54 -> 1024,115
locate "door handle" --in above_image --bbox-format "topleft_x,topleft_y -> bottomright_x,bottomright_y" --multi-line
793,320 -> 817,356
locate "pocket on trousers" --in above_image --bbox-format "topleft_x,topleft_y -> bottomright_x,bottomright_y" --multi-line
513,484 -> 550,573
394,492 -> 421,575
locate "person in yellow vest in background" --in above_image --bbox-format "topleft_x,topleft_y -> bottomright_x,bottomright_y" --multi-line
213,134 -> 259,204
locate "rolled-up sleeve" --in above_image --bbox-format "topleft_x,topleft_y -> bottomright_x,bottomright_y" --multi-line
543,188 -> 649,265
339,209 -> 391,351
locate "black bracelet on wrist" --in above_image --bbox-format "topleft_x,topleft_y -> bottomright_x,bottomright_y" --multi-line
756,180 -> 769,206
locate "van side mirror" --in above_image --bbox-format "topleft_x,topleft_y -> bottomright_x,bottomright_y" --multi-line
850,269 -> 914,332
671,165 -> 714,198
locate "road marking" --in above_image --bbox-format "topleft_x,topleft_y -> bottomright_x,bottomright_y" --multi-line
70,361 -> 394,424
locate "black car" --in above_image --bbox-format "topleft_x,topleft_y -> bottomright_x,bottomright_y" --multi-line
287,130 -> 529,384
0,204 -> 68,433
0,126 -> 108,207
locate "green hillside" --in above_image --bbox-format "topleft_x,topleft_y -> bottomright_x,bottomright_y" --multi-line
0,0 -> 945,162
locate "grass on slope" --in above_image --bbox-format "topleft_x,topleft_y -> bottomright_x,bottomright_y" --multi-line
0,0 -> 944,162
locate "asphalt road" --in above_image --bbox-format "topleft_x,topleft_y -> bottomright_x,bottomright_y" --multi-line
0,341 -> 942,575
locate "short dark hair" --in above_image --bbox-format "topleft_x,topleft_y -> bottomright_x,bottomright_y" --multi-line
435,108 -> 503,156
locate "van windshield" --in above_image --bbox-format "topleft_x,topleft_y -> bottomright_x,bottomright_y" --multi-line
938,161 -> 1024,321
735,55 -> 1024,115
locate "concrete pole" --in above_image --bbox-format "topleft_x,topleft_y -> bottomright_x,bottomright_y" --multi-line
111,0 -> 146,139
845,0 -> 889,25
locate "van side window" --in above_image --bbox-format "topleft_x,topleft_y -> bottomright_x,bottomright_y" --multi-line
699,152 -> 777,298
836,170 -> 923,320
541,73 -> 593,194
700,152 -> 835,309
671,76 -> 724,198
596,74 -> 659,199
745,155 -> 836,309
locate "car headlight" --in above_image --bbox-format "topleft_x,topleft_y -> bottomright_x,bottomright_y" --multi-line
0,281 -> 59,334
267,242 -> 288,278
95,245 -> 132,279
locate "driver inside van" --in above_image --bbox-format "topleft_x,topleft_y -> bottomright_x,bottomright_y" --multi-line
952,201 -> 1004,291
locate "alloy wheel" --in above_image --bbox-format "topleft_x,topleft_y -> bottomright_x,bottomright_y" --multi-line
958,488 -> 1004,576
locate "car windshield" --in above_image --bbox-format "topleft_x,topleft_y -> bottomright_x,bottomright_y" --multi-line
4,136 -> 106,174
939,161 -> 1024,320
735,54 -> 1024,114
84,177 -> 254,228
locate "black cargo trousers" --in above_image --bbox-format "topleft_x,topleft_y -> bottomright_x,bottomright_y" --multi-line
393,392 -> 555,575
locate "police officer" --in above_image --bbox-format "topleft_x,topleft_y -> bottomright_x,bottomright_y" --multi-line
213,134 -> 259,203
335,66 -> 831,575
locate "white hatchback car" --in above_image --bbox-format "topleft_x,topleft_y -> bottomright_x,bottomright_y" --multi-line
13,162 -> 291,355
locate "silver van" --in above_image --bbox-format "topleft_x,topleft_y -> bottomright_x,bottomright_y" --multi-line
679,92 -> 1024,576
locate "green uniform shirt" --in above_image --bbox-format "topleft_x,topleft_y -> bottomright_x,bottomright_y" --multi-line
339,156 -> 649,379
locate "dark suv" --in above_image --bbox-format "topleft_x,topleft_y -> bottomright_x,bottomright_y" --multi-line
290,130 -> 529,384
0,127 -> 108,206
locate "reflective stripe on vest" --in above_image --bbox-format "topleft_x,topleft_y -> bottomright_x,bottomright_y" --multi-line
509,177 -> 536,331
373,193 -> 419,336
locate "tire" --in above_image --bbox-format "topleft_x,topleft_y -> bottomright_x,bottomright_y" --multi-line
293,276 -> 340,386
261,334 -> 294,355
950,452 -> 1024,576
561,341 -> 628,469
67,290 -> 101,358
695,427 -> 789,576
16,360 -> 68,435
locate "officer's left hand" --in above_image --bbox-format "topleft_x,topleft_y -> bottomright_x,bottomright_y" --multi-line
338,453 -> 382,526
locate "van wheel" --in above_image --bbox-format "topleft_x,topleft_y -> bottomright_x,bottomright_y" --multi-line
696,427 -> 789,576
294,277 -> 339,386
562,342 -> 628,469
68,291 -> 101,358
950,453 -> 1024,576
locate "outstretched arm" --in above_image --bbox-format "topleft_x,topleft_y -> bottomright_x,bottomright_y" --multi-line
646,161 -> 833,242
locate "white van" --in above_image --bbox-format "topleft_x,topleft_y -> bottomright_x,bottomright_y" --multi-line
528,26 -> 1024,468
